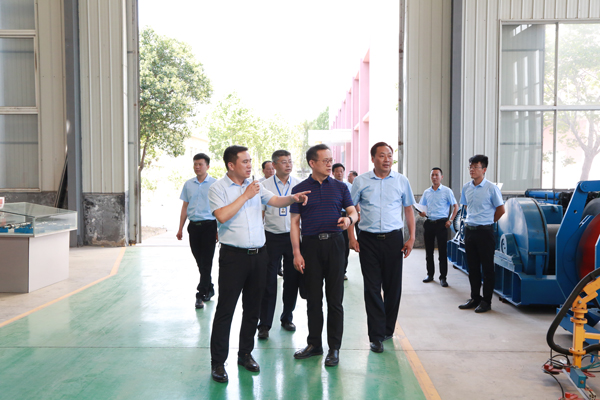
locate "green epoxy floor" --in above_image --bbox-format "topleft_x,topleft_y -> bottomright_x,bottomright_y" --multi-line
0,247 -> 426,400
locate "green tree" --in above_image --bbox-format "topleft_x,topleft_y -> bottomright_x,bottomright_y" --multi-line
139,28 -> 212,172
298,107 -> 329,177
546,24 -> 600,180
203,93 -> 303,176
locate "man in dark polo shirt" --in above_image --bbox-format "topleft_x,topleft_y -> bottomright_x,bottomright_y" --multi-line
290,144 -> 358,367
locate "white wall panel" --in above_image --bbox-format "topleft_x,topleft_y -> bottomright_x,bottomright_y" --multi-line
79,0 -> 127,193
459,0 -> 599,184
37,0 -> 66,191
405,0 -> 452,193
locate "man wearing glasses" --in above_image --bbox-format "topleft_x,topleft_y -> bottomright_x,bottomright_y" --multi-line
290,144 -> 358,367
257,150 -> 304,340
458,154 -> 505,313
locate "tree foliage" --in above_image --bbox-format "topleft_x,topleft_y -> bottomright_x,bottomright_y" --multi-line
298,107 -> 329,177
203,93 -> 303,176
139,28 -> 212,172
545,24 -> 600,180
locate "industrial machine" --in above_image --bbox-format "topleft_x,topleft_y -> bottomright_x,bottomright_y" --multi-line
447,180 -> 600,307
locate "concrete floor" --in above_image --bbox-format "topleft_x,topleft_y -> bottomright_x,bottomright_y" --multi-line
0,230 -> 594,399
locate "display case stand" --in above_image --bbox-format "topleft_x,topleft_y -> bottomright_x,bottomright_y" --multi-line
0,231 -> 69,293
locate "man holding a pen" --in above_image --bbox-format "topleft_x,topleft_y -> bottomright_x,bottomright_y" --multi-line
348,142 -> 416,354
417,167 -> 458,287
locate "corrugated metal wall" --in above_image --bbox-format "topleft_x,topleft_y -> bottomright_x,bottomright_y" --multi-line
405,0 -> 452,194
460,0 -> 600,184
79,0 -> 128,193
38,0 -> 67,191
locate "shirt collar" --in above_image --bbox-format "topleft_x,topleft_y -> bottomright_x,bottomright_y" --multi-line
368,169 -> 396,180
194,174 -> 212,185
274,174 -> 291,186
224,173 -> 249,187
469,178 -> 488,188
308,175 -> 331,185
431,184 -> 444,191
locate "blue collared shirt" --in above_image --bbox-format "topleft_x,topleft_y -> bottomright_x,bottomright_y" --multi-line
261,175 -> 299,234
460,178 -> 504,226
351,170 -> 416,233
208,174 -> 275,248
179,175 -> 217,221
420,184 -> 457,220
290,175 -> 353,236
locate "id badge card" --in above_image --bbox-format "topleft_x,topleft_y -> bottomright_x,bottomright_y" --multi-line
279,207 -> 288,216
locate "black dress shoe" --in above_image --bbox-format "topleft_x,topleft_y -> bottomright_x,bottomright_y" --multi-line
257,326 -> 269,340
325,349 -> 339,366
383,334 -> 393,341
202,285 -> 215,302
211,364 -> 228,383
195,299 -> 204,309
423,276 -> 434,283
294,344 -> 323,359
281,321 -> 296,332
440,278 -> 448,287
370,341 -> 384,353
458,298 -> 480,309
475,301 -> 491,313
238,353 -> 260,372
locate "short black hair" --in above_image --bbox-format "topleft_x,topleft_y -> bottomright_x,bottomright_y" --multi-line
431,167 -> 443,175
272,149 -> 291,164
332,163 -> 345,172
349,171 -> 358,177
223,145 -> 249,171
261,160 -> 273,170
193,153 -> 210,165
306,144 -> 330,165
469,154 -> 489,169
370,142 -> 394,157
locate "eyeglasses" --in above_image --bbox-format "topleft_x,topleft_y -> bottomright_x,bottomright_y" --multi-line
278,160 -> 293,166
319,159 -> 334,165
468,166 -> 483,171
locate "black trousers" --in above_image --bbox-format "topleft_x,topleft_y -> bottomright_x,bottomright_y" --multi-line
301,233 -> 345,350
358,230 -> 404,342
258,231 -> 303,329
187,220 -> 217,300
423,219 -> 448,279
464,228 -> 496,304
341,211 -> 350,273
210,245 -> 268,365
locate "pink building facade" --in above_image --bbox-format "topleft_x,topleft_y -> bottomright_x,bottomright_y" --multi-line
330,48 -> 370,175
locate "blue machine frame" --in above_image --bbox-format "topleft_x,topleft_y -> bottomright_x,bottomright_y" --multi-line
447,180 -> 600,307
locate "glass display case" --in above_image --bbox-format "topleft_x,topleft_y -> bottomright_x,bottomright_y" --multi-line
0,202 -> 77,236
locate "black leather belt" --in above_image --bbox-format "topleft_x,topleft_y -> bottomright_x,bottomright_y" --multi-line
362,229 -> 401,240
190,220 -> 215,226
465,224 -> 493,230
303,232 -> 342,241
428,218 -> 448,223
221,243 -> 265,255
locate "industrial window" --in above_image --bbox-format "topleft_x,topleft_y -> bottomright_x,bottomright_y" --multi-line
0,0 -> 39,190
498,22 -> 600,191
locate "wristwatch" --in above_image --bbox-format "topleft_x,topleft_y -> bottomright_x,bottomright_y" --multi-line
348,216 -> 354,225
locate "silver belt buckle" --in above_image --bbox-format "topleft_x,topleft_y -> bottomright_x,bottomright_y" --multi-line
247,248 -> 258,255
376,234 -> 386,240
318,233 -> 329,240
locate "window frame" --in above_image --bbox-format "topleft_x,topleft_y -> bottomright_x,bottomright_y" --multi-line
497,19 -> 600,192
0,2 -> 41,191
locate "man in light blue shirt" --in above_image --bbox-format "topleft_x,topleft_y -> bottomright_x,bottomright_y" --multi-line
458,154 -> 505,314
418,167 -> 458,287
208,145 -> 309,383
348,142 -> 416,354
176,153 -> 217,310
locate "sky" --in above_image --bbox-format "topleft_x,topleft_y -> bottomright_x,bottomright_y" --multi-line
138,0 -> 385,125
